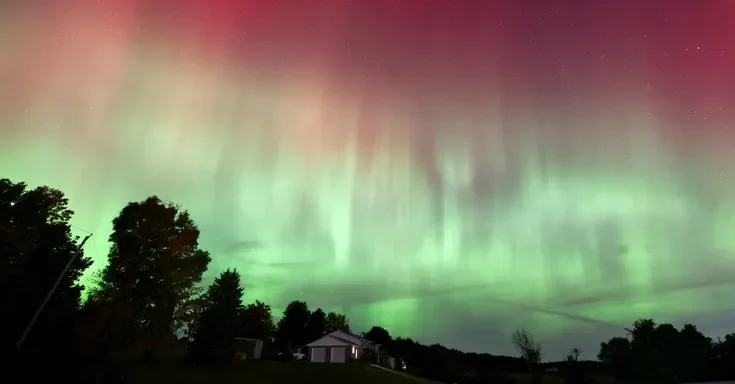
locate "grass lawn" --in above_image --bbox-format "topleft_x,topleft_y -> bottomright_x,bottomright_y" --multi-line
507,373 -> 622,384
128,347 -> 620,384
134,360 -> 441,384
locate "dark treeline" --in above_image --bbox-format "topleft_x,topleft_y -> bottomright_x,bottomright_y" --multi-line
2,177 -> 735,384
595,320 -> 735,383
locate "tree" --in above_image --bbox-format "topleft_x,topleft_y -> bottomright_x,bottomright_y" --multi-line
241,300 -> 275,351
365,325 -> 393,350
511,328 -> 542,365
511,328 -> 542,384
306,308 -> 327,342
597,319 -> 715,383
93,196 -> 211,358
325,311 -> 350,333
0,179 -> 92,379
563,348 -> 584,384
174,285 -> 206,336
676,324 -> 712,383
188,269 -> 245,364
598,336 -> 632,380
653,322 -> 680,382
276,301 -> 311,352
713,334 -> 735,380
625,319 -> 659,381
360,325 -> 393,365
389,334 -> 532,383
567,347 -> 582,362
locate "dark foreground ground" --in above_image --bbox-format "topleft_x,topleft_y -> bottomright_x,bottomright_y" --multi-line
130,360 -> 620,384
133,360 -> 439,384
107,346 -> 619,384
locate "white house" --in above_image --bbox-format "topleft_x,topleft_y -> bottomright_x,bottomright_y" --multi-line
305,330 -> 380,363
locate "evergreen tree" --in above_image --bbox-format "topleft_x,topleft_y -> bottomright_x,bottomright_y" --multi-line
188,269 -> 245,364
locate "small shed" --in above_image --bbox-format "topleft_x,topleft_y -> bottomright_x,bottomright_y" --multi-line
233,337 -> 263,360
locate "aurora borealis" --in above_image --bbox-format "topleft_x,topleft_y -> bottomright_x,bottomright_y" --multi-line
1,0 -> 735,358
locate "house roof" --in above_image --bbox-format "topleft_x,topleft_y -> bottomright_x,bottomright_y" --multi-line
305,335 -> 358,347
305,330 -> 381,348
335,329 -> 370,341
331,335 -> 359,345
330,329 -> 376,344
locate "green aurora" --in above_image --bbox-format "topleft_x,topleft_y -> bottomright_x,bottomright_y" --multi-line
2,0 -> 735,358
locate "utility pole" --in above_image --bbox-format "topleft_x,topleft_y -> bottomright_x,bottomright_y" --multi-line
16,234 -> 92,349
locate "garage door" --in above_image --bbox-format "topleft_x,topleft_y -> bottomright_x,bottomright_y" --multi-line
330,347 -> 346,363
311,347 -> 326,362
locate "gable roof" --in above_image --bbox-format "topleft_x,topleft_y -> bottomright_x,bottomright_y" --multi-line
305,335 -> 357,347
328,330 -> 360,344
305,330 -> 381,348
329,329 -> 375,344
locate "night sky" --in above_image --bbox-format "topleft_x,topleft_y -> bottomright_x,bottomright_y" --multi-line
2,0 -> 735,359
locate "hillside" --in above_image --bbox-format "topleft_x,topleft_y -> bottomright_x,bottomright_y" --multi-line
134,360 -> 440,384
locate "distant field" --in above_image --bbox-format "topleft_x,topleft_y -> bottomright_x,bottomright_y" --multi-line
507,373 -> 622,384
131,359 -> 624,384
128,347 -> 620,384
134,360 -> 440,384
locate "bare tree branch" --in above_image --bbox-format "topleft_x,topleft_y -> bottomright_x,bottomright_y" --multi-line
512,328 -> 543,365
567,347 -> 582,362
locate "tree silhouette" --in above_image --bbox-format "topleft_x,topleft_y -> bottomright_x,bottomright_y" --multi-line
598,336 -> 633,380
276,301 -> 310,352
174,285 -> 206,336
567,347 -> 582,362
188,269 -> 244,364
624,318 -> 658,380
653,322 -> 680,382
390,333 -> 542,383
360,326 -> 392,364
563,347 -> 584,384
511,328 -> 542,365
0,179 -> 92,379
325,311 -> 350,333
511,328 -> 542,384
598,319 -> 731,383
713,334 -> 735,379
676,324 -> 712,382
306,308 -> 327,341
92,196 -> 211,359
240,300 -> 275,352
365,325 -> 393,350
